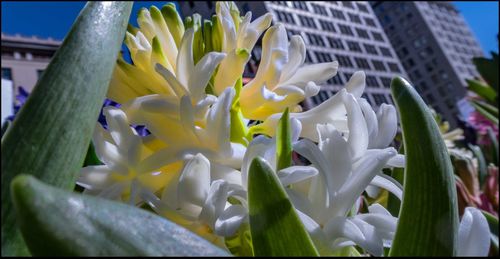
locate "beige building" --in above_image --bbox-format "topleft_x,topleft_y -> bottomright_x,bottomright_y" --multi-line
1,33 -> 61,93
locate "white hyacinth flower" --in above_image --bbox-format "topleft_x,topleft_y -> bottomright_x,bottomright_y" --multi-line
77,107 -> 173,205
213,1 -> 273,95
240,23 -> 339,121
141,153 -> 248,249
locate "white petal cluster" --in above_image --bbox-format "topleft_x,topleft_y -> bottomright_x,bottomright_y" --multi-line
75,1 -> 432,255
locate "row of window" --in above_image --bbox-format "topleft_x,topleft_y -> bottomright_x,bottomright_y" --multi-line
275,11 -> 386,43
303,32 -> 393,57
311,51 -> 401,73
1,67 -> 44,81
273,1 -> 370,15
311,90 -> 390,107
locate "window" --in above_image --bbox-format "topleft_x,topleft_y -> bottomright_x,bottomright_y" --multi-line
364,17 -> 376,27
343,72 -> 353,82
275,10 -> 296,24
419,81 -> 429,92
318,90 -> 330,102
366,75 -> 379,87
371,31 -> 384,42
315,52 -> 332,63
399,47 -> 409,57
347,41 -> 362,53
307,33 -> 326,47
330,8 -> 346,20
287,29 -> 300,39
293,1 -> 308,11
371,60 -> 387,71
305,50 -> 313,63
338,25 -> 354,36
364,44 -> 378,55
348,13 -> 362,24
356,2 -> 369,13
426,94 -> 435,103
328,75 -> 344,85
327,37 -> 344,49
336,55 -> 353,68
272,1 -> 288,7
355,58 -> 371,69
379,47 -> 392,57
298,15 -> 316,29
380,77 -> 392,88
372,93 -> 387,105
356,28 -> 370,39
319,20 -> 336,32
341,1 -> 354,9
2,68 -> 12,80
388,62 -> 401,73
37,69 -> 45,79
311,3 -> 327,15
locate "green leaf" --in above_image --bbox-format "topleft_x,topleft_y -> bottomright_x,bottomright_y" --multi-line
1,120 -> 10,138
229,78 -> 250,146
481,210 -> 499,237
389,77 -> 459,256
10,175 -> 231,256
473,100 -> 499,117
0,2 -> 132,256
276,108 -> 292,171
473,54 -> 498,92
224,223 -> 254,256
248,157 -> 319,256
470,100 -> 499,125
387,144 -> 404,217
487,127 -> 498,165
83,141 -> 103,167
481,210 -> 499,256
466,79 -> 497,103
467,144 -> 488,186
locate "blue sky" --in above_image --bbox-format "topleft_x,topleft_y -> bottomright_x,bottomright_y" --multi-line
1,1 -> 498,56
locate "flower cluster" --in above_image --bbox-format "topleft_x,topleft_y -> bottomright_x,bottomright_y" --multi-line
76,2 -> 491,256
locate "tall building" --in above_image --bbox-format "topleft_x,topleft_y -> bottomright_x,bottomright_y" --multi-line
180,1 -> 407,110
372,2 -> 484,128
1,33 -> 61,93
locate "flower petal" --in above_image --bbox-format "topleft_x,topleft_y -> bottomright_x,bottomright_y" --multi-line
345,71 -> 365,98
178,153 -> 211,208
277,166 -> 318,186
457,207 -> 491,256
214,204 -> 247,237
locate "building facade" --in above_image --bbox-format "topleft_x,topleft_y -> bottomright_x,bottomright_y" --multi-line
1,33 -> 61,94
180,1 -> 407,110
372,1 -> 484,128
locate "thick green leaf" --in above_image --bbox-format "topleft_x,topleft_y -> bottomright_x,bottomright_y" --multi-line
83,141 -> 103,167
276,108 -> 292,171
466,79 -> 497,103
387,144 -> 404,217
0,2 -> 132,256
1,120 -> 10,138
224,223 -> 254,256
248,157 -> 319,256
10,175 -> 231,256
481,210 -> 499,237
389,77 -> 459,256
475,100 -> 499,117
473,54 -> 498,92
481,210 -> 499,256
470,100 -> 499,125
487,127 -> 499,166
468,144 -> 488,186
